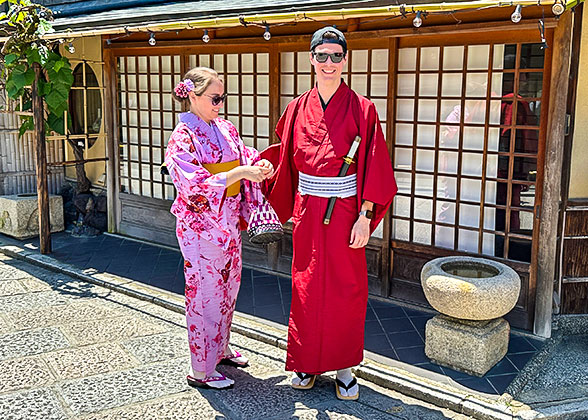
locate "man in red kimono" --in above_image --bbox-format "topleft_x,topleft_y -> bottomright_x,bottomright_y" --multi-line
261,27 -> 397,400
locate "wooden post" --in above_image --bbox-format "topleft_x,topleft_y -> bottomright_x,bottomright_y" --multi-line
103,44 -> 118,232
534,11 -> 573,338
32,62 -> 51,254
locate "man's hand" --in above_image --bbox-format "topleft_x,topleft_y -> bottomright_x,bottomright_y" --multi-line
254,159 -> 274,178
349,215 -> 370,248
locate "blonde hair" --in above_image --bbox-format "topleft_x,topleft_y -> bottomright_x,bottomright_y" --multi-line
172,67 -> 222,103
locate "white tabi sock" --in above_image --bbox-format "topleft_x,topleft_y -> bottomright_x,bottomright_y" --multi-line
192,370 -> 235,389
336,368 -> 358,397
291,372 -> 313,387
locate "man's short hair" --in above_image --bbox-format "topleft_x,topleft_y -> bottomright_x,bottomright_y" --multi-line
310,26 -> 347,54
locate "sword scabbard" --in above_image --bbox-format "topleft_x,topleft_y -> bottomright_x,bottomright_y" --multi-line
322,136 -> 362,225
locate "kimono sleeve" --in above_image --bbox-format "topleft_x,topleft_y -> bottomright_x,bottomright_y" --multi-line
259,99 -> 300,224
360,102 -> 397,231
164,128 -> 227,213
241,144 -> 261,165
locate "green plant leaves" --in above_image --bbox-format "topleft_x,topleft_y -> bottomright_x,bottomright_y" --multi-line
36,18 -> 53,36
5,53 -> 18,64
18,115 -> 33,138
1,1 -> 73,139
47,111 -> 67,135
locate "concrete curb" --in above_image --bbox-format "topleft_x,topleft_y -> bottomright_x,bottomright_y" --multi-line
0,238 -> 581,420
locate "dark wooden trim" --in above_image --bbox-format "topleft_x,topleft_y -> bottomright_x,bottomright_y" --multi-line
564,209 -> 588,237
103,42 -> 118,233
105,18 -> 558,52
382,36 -> 398,297
560,4 -> 583,209
562,238 -> 588,277
557,4 -> 584,313
269,47 -> 280,144
534,11 -> 573,338
561,282 -> 588,314
566,198 -> 588,208
391,239 -> 531,272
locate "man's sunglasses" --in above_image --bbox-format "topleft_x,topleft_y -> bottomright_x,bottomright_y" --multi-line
312,52 -> 346,64
203,93 -> 227,106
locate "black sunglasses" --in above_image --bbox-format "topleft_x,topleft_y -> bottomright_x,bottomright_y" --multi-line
203,93 -> 227,106
312,52 -> 346,64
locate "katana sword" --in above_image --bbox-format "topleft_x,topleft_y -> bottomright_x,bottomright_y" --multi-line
323,135 -> 362,225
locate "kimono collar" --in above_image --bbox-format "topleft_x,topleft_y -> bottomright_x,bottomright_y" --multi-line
312,79 -> 349,107
179,112 -> 219,137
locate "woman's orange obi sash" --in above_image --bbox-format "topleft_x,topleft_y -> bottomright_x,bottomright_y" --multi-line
203,160 -> 240,196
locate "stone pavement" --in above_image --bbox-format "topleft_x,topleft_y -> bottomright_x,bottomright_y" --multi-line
0,253 -> 472,420
1,232 -> 588,420
0,232 -> 545,396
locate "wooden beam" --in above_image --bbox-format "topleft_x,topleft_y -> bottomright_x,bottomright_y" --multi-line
102,41 -> 119,233
105,18 -> 559,52
46,157 -> 108,167
534,10 -> 574,338
32,62 -> 51,254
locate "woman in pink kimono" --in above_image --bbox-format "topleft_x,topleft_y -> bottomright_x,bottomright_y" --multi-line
164,67 -> 273,389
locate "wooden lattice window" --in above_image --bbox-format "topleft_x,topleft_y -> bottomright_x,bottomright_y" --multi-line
391,43 -> 545,263
117,55 -> 182,200
189,52 -> 271,151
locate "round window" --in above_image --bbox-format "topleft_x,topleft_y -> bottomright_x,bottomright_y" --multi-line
68,63 -> 102,148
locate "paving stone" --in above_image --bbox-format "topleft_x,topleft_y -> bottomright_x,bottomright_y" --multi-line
0,290 -> 70,312
57,358 -> 190,415
211,373 -> 333,420
0,326 -> 70,361
0,315 -> 12,335
227,331 -> 288,378
123,301 -> 187,326
0,388 -> 68,420
8,301 -> 126,330
122,332 -> 188,364
0,356 -> 55,393
74,392 -> 225,420
524,335 -> 588,389
75,288 -> 154,309
61,316 -> 170,346
19,276 -> 54,292
44,343 -> 138,380
0,279 -> 26,296
358,381 -> 461,420
282,402 -> 399,420
0,262 -> 32,280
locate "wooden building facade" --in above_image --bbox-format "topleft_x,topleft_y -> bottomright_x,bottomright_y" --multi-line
9,0 -> 587,336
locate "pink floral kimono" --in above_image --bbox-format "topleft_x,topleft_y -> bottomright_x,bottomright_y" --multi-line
164,112 -> 261,376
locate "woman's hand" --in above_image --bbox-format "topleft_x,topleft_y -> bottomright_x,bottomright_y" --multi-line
238,165 -> 271,183
226,161 -> 274,185
254,159 -> 275,178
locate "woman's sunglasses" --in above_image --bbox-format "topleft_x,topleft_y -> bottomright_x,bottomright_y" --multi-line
312,52 -> 346,64
203,93 -> 227,106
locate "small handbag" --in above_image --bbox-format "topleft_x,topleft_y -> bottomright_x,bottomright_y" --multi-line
247,199 -> 284,245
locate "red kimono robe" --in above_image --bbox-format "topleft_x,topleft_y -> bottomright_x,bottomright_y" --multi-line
262,82 -> 397,374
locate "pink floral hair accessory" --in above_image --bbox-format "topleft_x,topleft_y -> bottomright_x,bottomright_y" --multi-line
174,79 -> 195,98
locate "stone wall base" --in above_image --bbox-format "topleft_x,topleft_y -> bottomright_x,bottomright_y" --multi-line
0,194 -> 64,239
424,314 -> 510,377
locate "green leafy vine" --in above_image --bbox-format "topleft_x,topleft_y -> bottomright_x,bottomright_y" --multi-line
0,0 -> 73,137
